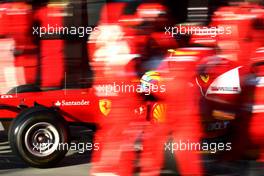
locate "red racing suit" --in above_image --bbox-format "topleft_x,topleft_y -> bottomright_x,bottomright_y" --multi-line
89,3 -> 145,175
139,50 -> 203,175
33,3 -> 65,89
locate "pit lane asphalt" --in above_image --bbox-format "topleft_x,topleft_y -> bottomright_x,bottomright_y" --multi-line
0,127 -> 264,176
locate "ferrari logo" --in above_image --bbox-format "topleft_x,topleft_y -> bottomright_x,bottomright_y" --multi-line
99,99 -> 111,116
200,74 -> 210,83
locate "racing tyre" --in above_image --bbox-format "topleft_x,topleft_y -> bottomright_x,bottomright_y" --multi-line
8,107 -> 69,168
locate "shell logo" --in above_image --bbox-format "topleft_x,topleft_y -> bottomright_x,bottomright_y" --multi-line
152,103 -> 166,123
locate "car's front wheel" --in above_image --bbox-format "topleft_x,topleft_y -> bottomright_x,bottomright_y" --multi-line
8,107 -> 69,168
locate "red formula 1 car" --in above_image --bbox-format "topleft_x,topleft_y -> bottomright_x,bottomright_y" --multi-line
0,83 -> 149,168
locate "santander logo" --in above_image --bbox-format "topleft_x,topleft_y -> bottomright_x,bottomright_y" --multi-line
54,100 -> 90,107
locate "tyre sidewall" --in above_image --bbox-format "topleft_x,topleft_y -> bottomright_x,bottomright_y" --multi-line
9,108 -> 69,168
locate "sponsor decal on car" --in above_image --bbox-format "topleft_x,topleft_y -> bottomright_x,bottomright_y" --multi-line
200,74 -> 210,83
212,110 -> 235,120
152,103 -> 166,123
206,66 -> 242,95
54,100 -> 90,107
206,121 -> 230,131
0,95 -> 13,99
210,86 -> 239,92
99,99 -> 111,116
